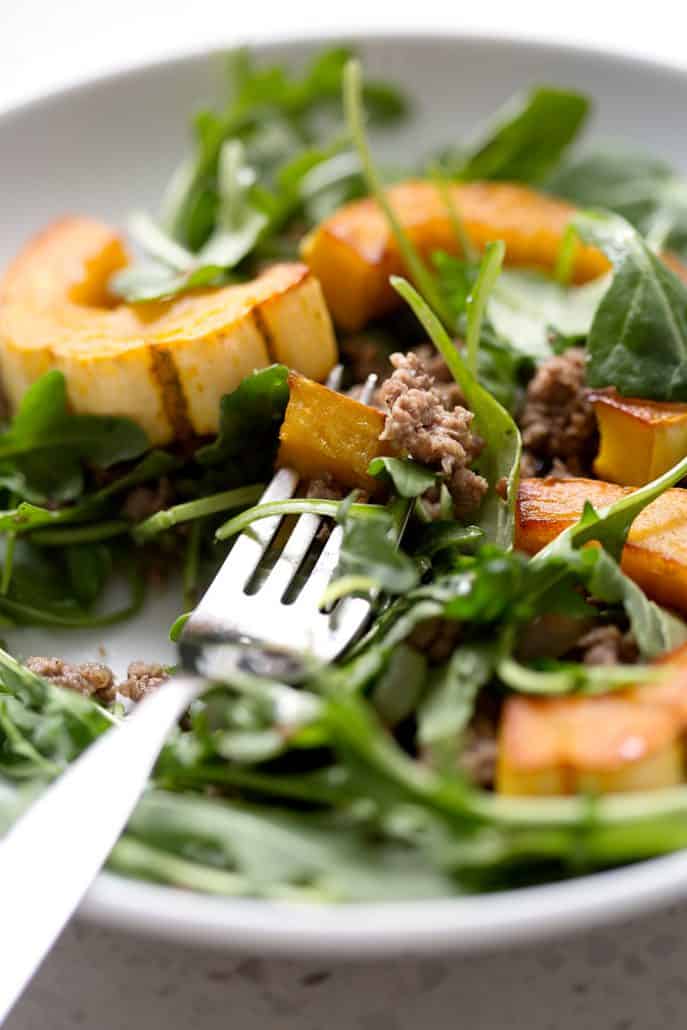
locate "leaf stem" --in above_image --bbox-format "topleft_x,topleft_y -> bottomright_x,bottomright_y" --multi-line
30,520 -> 130,546
554,223 -> 578,284
343,59 -> 454,329
216,498 -> 385,541
135,484 -> 264,542
466,240 -> 505,376
431,169 -> 479,263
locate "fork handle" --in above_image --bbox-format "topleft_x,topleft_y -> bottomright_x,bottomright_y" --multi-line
0,673 -> 203,1023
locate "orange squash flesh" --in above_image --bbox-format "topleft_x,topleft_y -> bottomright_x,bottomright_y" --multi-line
302,180 -> 611,330
0,217 -> 338,445
498,644 -> 687,796
515,477 -> 687,616
277,372 -> 392,494
591,390 -> 687,487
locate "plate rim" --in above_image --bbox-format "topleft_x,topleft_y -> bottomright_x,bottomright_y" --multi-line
6,28 -> 687,954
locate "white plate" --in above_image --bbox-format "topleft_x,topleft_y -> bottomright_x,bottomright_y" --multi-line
4,32 -> 687,957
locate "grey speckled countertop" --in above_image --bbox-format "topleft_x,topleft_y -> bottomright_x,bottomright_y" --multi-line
8,902 -> 687,1030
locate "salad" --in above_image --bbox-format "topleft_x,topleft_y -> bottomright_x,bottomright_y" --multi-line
3,46 -> 687,901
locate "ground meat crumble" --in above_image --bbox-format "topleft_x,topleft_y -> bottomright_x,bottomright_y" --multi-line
571,625 -> 639,667
119,661 -> 170,701
378,352 -> 488,518
519,348 -> 598,477
25,657 -> 117,704
26,656 -> 169,704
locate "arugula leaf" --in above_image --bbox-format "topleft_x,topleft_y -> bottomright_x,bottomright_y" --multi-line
115,46 -> 408,303
112,261 -> 226,304
497,654 -> 663,696
133,484 -> 264,542
0,372 -> 148,501
548,146 -> 687,254
65,544 -> 112,608
391,277 -> 521,549
575,210 -> 687,400
488,268 -> 609,361
197,140 -> 267,264
439,86 -> 590,183
121,791 -> 454,902
367,456 -> 437,498
325,502 -> 419,601
418,643 -> 495,765
196,364 -> 289,472
465,240 -> 505,376
371,644 -> 427,727
531,454 -> 687,657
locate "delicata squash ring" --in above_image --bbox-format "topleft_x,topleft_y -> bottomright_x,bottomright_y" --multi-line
0,217 -> 338,445
303,180 -> 611,330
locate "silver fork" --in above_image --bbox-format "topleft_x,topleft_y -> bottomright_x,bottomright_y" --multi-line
0,367 -> 378,1020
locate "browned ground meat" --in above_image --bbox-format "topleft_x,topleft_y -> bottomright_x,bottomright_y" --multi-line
519,348 -> 598,476
25,656 -> 169,703
25,656 -> 117,704
119,661 -> 169,701
121,477 -> 174,522
573,625 -> 639,666
412,344 -> 466,410
378,352 -> 488,518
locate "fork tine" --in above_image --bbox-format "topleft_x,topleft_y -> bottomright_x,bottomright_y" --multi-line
259,512 -> 321,602
185,467 -> 298,631
294,524 -> 344,611
358,373 -> 378,405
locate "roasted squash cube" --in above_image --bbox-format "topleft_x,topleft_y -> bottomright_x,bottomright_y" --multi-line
277,372 -> 392,493
302,180 -> 611,330
591,390 -> 687,486
497,643 -> 687,796
516,477 -> 687,615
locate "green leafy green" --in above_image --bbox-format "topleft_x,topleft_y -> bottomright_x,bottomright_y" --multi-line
418,643 -> 495,763
134,484 -> 264,542
497,655 -> 664,697
548,146 -> 687,255
197,364 -> 289,471
439,86 -> 590,183
367,456 -> 437,498
575,210 -> 687,400
327,501 -> 419,599
0,372 -> 148,501
113,47 -> 408,302
465,240 -> 505,376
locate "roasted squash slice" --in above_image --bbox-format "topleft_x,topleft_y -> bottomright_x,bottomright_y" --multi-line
498,643 -> 687,795
302,180 -> 611,330
591,390 -> 687,487
516,477 -> 687,615
277,372 -> 391,493
0,217 -> 338,444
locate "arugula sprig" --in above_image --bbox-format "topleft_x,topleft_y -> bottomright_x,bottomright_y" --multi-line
0,372 -> 148,502
113,48 -> 409,303
435,86 -> 590,183
574,209 -> 687,401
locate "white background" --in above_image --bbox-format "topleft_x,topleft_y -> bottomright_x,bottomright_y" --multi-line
3,0 -> 687,113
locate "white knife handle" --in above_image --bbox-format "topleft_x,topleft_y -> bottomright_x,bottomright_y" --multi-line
0,673 -> 203,1023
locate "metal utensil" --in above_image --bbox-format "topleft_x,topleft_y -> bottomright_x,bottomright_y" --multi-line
0,368 -> 378,1021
